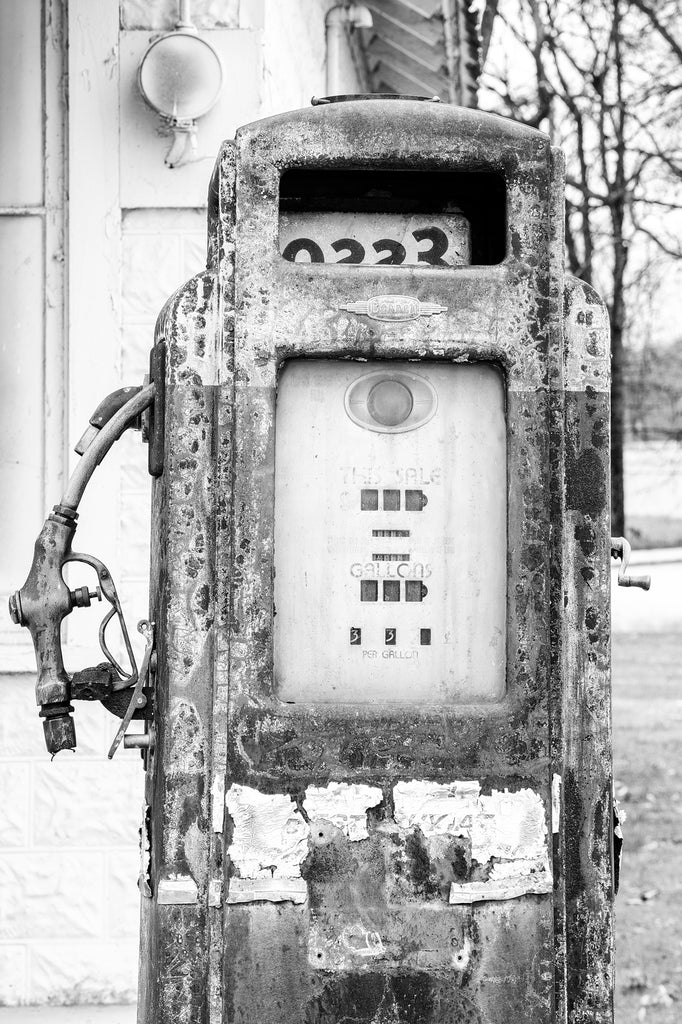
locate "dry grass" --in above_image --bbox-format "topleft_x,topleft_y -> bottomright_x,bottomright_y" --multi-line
613,632 -> 682,1023
628,516 -> 682,550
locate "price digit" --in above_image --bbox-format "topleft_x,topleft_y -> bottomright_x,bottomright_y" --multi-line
412,226 -> 449,266
372,238 -> 406,265
331,238 -> 365,264
282,238 -> 325,263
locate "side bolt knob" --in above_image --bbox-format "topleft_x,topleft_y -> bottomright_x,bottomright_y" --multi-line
8,592 -> 23,625
70,586 -> 102,608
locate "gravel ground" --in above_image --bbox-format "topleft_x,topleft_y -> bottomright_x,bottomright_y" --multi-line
613,631 -> 682,1024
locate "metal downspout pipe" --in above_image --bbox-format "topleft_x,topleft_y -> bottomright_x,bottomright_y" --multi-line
325,4 -> 373,96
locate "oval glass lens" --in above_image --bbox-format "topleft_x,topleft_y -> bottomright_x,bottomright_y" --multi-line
367,379 -> 413,426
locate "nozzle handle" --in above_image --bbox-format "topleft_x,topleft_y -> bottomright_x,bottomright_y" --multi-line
10,508 -> 78,754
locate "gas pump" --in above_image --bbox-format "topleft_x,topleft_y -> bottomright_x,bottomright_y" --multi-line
10,96 -> 650,1023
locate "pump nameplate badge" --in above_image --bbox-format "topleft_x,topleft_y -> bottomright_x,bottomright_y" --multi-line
339,295 -> 447,321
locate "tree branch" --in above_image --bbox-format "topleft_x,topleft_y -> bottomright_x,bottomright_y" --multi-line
628,0 -> 682,63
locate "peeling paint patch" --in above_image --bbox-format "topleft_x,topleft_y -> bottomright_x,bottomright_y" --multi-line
305,782 -> 383,840
340,923 -> 385,957
564,276 -> 610,392
157,874 -> 198,905
211,774 -> 225,833
552,773 -> 562,834
166,697 -> 204,777
162,271 -> 219,384
225,784 -> 308,879
308,919 -> 386,970
208,879 -> 222,907
227,877 -> 307,905
451,936 -> 472,970
138,802 -> 152,899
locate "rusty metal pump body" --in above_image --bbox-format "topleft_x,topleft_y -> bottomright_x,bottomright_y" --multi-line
137,98 -> 616,1023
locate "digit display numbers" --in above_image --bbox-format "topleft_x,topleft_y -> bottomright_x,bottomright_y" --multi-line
279,212 -> 470,268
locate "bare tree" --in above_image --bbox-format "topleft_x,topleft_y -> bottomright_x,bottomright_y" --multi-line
480,0 -> 682,532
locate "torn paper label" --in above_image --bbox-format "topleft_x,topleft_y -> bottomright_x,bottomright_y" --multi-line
305,783 -> 383,840
450,871 -> 551,904
225,783 -> 387,902
393,780 -> 481,837
225,784 -> 309,879
227,877 -> 307,905
470,788 -> 548,863
394,780 -> 551,904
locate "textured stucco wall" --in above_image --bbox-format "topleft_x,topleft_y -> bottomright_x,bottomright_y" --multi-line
0,215 -> 206,1008
0,0 -> 361,1005
0,681 -> 140,1004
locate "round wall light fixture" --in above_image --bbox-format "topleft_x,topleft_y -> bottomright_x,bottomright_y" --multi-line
137,3 -> 223,168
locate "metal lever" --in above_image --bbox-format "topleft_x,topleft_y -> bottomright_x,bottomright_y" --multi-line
610,537 -> 651,591
108,620 -> 154,759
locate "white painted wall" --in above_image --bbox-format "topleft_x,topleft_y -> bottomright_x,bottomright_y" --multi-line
0,0 -> 362,1006
261,0 -> 363,115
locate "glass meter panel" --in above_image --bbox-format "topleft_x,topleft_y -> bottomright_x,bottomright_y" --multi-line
273,360 -> 506,703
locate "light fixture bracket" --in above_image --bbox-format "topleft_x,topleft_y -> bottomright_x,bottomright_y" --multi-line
137,24 -> 223,168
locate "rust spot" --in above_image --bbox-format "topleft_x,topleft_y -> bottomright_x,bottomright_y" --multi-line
585,607 -> 598,632
567,449 -> 606,517
306,971 -> 482,1024
574,521 -> 595,559
195,584 -> 210,613
405,830 -> 440,899
591,416 -> 607,449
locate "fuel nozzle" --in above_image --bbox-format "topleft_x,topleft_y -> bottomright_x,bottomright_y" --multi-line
9,381 -> 157,757
40,703 -> 76,755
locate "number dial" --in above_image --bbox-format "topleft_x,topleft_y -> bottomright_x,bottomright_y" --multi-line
280,212 -> 470,267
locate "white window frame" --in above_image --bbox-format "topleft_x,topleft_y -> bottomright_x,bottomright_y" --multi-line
2,0 -> 122,671
0,0 -> 67,669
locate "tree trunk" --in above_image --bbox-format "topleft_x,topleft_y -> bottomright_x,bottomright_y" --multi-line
610,0 -> 627,535
610,306 -> 626,535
